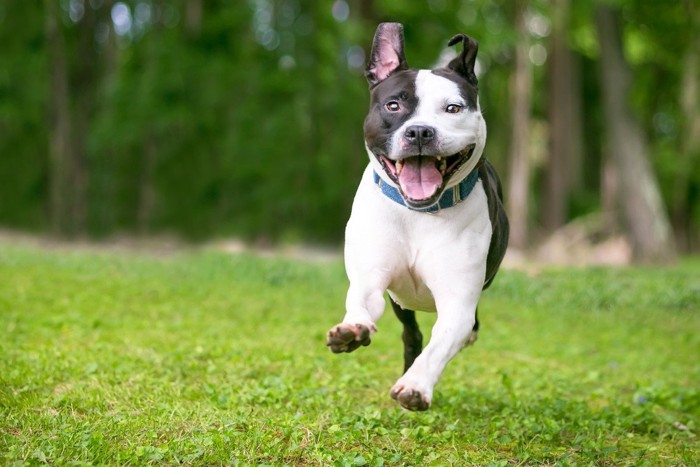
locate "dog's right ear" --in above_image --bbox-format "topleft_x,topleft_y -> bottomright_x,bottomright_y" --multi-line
365,23 -> 408,88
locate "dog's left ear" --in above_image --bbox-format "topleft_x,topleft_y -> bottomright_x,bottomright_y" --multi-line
446,34 -> 479,86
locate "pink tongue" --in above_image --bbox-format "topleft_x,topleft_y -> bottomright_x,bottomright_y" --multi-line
398,157 -> 443,200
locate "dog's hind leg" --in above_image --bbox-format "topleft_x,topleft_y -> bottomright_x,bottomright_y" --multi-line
390,299 -> 423,374
464,306 -> 479,347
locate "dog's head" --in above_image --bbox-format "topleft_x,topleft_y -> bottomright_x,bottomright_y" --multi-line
363,23 -> 486,209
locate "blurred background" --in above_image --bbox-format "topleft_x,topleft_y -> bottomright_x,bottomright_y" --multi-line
0,0 -> 698,263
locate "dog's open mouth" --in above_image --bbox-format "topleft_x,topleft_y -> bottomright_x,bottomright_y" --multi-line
378,144 -> 476,208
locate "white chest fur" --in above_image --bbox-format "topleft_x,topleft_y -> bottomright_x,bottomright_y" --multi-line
344,166 -> 492,313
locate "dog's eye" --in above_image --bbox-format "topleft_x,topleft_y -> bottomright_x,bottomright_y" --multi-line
385,101 -> 401,112
445,104 -> 462,114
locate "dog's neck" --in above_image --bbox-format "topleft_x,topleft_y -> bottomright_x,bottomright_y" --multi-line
372,158 -> 483,213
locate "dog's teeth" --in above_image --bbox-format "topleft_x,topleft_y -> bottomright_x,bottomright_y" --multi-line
440,159 -> 447,174
437,156 -> 442,161
396,160 -> 404,175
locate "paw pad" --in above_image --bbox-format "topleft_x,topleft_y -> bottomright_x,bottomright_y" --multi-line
390,385 -> 430,411
326,323 -> 372,353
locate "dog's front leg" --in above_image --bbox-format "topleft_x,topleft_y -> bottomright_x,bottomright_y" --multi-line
326,277 -> 387,353
390,286 -> 481,411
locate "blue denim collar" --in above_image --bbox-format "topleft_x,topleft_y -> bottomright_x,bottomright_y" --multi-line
372,168 -> 479,213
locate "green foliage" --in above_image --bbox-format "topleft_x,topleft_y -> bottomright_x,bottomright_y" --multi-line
0,1 -> 697,244
0,2 -> 48,229
1,244 -> 699,464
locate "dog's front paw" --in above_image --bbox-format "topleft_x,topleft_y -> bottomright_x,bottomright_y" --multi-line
326,323 -> 374,353
390,382 -> 431,411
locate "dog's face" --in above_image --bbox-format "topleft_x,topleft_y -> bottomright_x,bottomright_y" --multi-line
363,23 -> 486,209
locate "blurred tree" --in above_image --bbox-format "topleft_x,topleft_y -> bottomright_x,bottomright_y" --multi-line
45,0 -> 75,235
673,1 -> 700,250
0,0 -> 696,259
543,0 -> 584,231
505,0 -> 533,250
0,4 -> 45,227
44,0 -> 114,236
595,3 -> 676,262
184,0 -> 202,37
614,0 -> 700,253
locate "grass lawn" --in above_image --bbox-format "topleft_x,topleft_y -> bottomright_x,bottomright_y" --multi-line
1,242 -> 699,465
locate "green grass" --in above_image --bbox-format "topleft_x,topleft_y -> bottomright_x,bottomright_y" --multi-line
1,243 -> 699,466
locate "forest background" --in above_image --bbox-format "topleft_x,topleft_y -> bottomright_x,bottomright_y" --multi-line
1,0 -> 698,263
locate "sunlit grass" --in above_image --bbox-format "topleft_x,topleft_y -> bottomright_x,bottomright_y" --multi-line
1,245 -> 698,465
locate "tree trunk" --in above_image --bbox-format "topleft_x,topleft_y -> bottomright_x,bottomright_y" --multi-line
543,0 -> 584,231
506,1 -> 533,250
72,3 -> 99,233
185,0 -> 202,37
137,6 -> 163,233
673,2 -> 700,251
45,0 -> 74,235
94,0 -> 118,234
600,150 -> 620,232
594,4 -> 677,263
138,133 -> 157,233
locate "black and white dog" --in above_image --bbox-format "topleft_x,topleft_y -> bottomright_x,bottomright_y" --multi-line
327,23 -> 509,411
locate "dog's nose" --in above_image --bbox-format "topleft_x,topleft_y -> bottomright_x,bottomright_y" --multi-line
404,125 -> 435,146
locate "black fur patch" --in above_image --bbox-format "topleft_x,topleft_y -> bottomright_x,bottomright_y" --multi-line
363,69 -> 418,157
478,159 -> 510,290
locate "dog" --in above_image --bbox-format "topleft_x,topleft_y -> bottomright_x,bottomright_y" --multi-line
326,23 -> 509,411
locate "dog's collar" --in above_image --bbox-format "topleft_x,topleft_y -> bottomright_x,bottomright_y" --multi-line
373,164 -> 481,213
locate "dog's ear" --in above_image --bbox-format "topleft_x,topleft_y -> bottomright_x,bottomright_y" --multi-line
446,34 -> 478,86
365,23 -> 409,88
